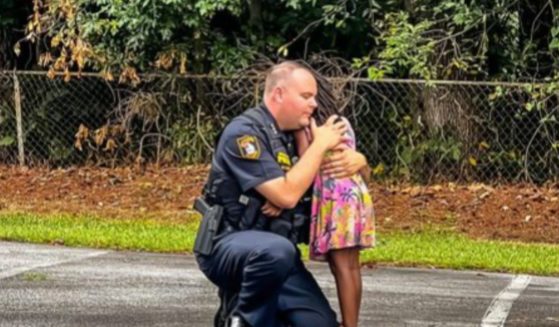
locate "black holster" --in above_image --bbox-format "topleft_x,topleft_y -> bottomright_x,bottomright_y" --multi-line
193,197 -> 224,256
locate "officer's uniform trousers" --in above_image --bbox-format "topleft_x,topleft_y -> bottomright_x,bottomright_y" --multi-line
197,230 -> 338,327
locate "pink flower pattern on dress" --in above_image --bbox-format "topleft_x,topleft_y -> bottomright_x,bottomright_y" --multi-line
309,119 -> 375,261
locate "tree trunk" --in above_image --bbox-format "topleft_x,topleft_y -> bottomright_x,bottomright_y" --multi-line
421,85 -> 476,147
404,1 -> 478,154
248,0 -> 263,35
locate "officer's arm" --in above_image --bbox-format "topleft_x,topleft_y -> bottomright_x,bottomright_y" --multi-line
255,140 -> 328,209
255,117 -> 346,209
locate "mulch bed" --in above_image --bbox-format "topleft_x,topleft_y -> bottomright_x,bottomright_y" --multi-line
1,165 -> 558,243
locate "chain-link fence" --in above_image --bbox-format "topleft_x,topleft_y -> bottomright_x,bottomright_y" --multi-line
1,70 -> 559,184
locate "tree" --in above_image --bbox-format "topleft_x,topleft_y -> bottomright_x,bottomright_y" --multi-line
0,0 -> 32,69
368,1 -> 498,164
18,1 -> 379,80
517,0 -> 556,79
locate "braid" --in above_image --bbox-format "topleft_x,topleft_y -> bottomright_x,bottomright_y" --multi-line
313,73 -> 341,125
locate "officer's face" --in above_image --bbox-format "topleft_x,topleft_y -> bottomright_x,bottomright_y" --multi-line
280,69 -> 318,130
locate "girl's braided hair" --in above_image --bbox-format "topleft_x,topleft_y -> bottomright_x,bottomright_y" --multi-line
296,60 -> 342,126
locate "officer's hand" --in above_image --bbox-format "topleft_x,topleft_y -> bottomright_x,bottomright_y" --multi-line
262,200 -> 282,217
310,115 -> 347,151
322,147 -> 367,179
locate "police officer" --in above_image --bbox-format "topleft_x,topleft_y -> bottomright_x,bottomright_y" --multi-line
195,61 -> 369,327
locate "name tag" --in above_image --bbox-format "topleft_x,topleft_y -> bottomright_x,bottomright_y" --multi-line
277,151 -> 292,171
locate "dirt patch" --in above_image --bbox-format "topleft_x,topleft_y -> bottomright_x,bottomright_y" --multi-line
0,165 -> 208,223
375,183 -> 559,243
1,165 -> 558,243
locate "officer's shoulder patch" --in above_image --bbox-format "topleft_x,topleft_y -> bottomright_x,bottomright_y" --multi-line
236,135 -> 261,160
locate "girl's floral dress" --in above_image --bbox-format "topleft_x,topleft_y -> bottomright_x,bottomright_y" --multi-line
309,118 -> 375,261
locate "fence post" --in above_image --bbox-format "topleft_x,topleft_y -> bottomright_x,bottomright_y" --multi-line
13,73 -> 25,166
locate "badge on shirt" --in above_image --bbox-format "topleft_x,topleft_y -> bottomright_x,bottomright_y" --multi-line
237,135 -> 261,160
277,151 -> 292,171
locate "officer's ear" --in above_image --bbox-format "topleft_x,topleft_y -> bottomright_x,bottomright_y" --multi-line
272,86 -> 285,103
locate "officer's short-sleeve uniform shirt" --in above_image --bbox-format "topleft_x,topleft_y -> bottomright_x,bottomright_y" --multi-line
215,105 -> 290,193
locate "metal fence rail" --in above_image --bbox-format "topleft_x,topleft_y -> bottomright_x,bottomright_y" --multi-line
1,70 -> 558,184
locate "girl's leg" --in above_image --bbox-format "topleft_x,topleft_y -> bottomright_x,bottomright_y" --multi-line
328,248 -> 362,327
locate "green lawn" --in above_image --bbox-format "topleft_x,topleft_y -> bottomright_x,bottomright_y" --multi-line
1,212 -> 558,276
359,231 -> 559,275
0,212 -> 197,252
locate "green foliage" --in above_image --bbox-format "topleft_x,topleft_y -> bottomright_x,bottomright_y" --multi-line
5,0 -> 559,182
0,0 -> 21,28
0,136 -> 14,146
0,0 -> 31,69
3,0 -> 556,82
369,0 -> 559,81
358,1 -> 559,183
370,1 -> 502,80
20,0 -> 380,78
389,111 -> 464,182
0,102 -> 14,148
23,0 -> 249,79
0,77 -> 16,162
374,12 -> 436,79
169,111 -> 225,164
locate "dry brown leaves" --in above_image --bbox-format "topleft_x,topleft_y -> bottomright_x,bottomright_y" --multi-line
1,165 -> 558,243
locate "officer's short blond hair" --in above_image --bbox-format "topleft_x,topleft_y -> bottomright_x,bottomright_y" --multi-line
264,61 -> 312,95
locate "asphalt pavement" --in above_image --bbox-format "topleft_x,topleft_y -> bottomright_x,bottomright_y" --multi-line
1,241 -> 558,326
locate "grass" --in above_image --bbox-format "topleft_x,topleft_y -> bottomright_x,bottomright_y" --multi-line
360,230 -> 559,276
0,212 -> 197,252
20,272 -> 48,282
1,211 -> 558,276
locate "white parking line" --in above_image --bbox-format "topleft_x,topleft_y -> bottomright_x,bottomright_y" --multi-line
481,275 -> 532,327
0,250 -> 108,280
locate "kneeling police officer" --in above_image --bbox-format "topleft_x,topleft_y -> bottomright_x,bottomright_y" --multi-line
194,61 -> 368,327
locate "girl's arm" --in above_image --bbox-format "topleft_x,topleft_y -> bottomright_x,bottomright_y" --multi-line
358,154 -> 371,183
321,118 -> 371,182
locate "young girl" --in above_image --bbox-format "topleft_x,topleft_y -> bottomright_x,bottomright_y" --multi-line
294,77 -> 375,327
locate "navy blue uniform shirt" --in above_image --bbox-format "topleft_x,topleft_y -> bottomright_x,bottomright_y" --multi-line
212,104 -> 296,224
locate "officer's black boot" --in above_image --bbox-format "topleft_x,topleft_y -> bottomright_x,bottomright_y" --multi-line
228,315 -> 249,327
214,288 -> 241,327
213,289 -> 228,327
